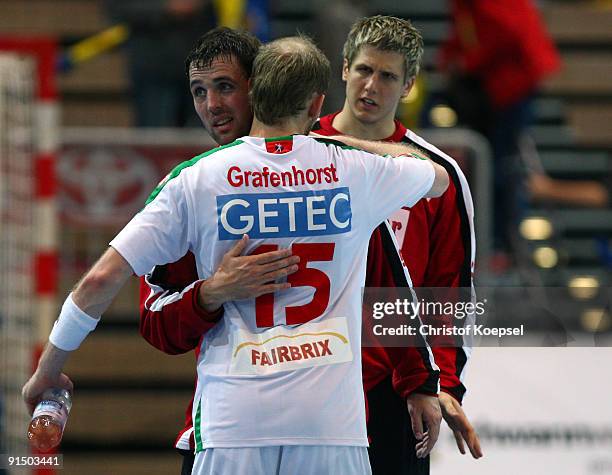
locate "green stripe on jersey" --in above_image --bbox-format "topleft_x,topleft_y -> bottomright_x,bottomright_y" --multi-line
195,398 -> 203,452
410,152 -> 428,160
264,135 -> 294,143
313,137 -> 360,151
145,139 -> 243,205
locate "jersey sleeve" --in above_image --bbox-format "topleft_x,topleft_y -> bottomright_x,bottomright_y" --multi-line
110,175 -> 191,276
397,162 -> 475,403
337,148 -> 435,227
424,178 -> 473,403
424,180 -> 470,287
362,224 -> 440,398
139,252 -> 222,355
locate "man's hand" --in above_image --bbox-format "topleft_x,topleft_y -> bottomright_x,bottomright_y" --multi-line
22,369 -> 73,415
406,392 -> 442,458
198,235 -> 300,312
439,391 -> 483,458
22,343 -> 73,414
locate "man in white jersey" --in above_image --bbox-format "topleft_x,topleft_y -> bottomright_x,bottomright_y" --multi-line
23,36 -> 447,474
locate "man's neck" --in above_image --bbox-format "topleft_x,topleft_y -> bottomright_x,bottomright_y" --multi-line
332,104 -> 396,141
250,116 -> 311,138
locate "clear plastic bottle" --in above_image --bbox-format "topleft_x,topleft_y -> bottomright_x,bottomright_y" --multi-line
27,388 -> 72,452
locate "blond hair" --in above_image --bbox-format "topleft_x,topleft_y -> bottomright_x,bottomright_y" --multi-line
343,15 -> 424,83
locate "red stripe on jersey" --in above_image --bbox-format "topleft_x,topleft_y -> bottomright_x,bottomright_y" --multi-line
265,138 -> 293,154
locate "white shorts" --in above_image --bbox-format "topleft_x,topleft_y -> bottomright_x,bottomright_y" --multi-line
192,445 -> 371,475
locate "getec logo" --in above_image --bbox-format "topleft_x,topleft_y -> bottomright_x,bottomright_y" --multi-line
217,188 -> 351,240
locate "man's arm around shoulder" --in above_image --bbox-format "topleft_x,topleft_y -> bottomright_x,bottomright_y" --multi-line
319,134 -> 449,198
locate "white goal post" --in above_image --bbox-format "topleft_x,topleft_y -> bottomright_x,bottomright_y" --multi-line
0,37 -> 60,469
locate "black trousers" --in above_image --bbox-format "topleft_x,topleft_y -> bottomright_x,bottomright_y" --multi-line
367,377 -> 430,475
178,448 -> 195,475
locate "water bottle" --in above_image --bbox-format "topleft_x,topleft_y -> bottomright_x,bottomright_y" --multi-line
27,388 -> 72,452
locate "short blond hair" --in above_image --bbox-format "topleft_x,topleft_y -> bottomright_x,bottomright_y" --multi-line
343,15 -> 424,83
251,36 -> 330,125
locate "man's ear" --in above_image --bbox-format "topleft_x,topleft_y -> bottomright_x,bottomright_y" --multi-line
308,93 -> 326,120
341,58 -> 349,82
401,78 -> 415,99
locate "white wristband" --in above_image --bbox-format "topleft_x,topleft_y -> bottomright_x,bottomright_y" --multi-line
49,293 -> 99,351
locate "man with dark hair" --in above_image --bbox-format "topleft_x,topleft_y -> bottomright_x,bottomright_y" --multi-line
139,24 -> 455,474
186,26 -> 261,145
139,27 -> 302,474
23,35 -> 448,475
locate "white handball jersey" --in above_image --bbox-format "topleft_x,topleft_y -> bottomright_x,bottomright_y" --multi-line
111,135 -> 435,450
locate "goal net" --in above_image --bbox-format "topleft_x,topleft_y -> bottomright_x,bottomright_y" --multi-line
0,38 -> 59,474
0,52 -> 37,459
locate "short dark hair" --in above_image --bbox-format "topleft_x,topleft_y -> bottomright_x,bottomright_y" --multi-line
250,36 -> 330,126
185,27 -> 262,77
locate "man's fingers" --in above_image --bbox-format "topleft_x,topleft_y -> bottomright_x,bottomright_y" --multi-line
22,388 -> 37,415
415,434 -> 429,450
415,429 -> 437,459
453,418 -> 483,458
58,373 -> 74,393
259,265 -> 299,283
251,247 -> 293,265
415,443 -> 427,457
415,433 -> 430,458
465,430 -> 483,458
259,255 -> 300,274
439,394 -> 483,458
420,405 -> 442,458
227,234 -> 249,257
453,430 -> 466,454
409,408 -> 424,440
255,282 -> 291,297
426,414 -> 441,446
457,423 -> 483,458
